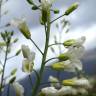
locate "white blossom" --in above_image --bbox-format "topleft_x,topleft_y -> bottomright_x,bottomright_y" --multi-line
57,36 -> 86,72
41,0 -> 55,9
63,59 -> 83,72
62,77 -> 91,88
13,82 -> 24,96
48,76 -> 60,88
10,18 -> 31,39
58,86 -> 77,95
74,78 -> 91,88
74,36 -> 86,47
10,18 -> 25,28
21,45 -> 35,73
41,87 -> 58,96
77,88 -> 88,95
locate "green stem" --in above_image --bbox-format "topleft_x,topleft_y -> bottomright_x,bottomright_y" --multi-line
32,9 -> 51,96
7,55 -> 16,60
33,69 -> 39,80
50,14 -> 65,24
45,57 -> 58,64
48,43 -> 63,47
0,0 -> 3,23
7,84 -> 10,96
30,38 -> 43,55
40,81 -> 61,86
0,44 -> 8,95
28,74 -> 33,87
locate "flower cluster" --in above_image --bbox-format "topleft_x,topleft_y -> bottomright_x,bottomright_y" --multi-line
39,36 -> 93,96
51,36 -> 86,72
0,0 -> 95,96
40,76 -> 92,96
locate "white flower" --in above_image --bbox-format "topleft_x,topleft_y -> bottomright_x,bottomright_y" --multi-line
64,36 -> 86,47
58,86 -> 77,95
21,45 -> 35,73
57,36 -> 86,72
74,36 -> 86,47
41,87 -> 58,96
10,18 -> 31,39
67,46 -> 85,59
74,78 -> 91,88
22,59 -> 34,73
10,18 -> 25,27
77,88 -> 88,95
41,0 -> 55,9
48,76 -> 60,88
64,59 -> 83,72
62,77 -> 91,88
13,82 -> 24,96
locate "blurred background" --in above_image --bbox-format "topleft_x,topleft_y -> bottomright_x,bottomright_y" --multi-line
0,0 -> 96,95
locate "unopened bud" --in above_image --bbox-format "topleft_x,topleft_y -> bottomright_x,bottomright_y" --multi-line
64,2 -> 79,15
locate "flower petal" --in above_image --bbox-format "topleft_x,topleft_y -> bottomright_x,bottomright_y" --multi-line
22,59 -> 33,73
13,82 -> 24,96
41,87 -> 58,96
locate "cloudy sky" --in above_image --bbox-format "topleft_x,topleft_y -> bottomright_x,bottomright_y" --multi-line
0,0 -> 96,80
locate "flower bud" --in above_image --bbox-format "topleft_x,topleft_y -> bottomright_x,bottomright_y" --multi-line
51,62 -> 66,71
49,76 -> 58,83
62,79 -> 75,86
19,21 -> 31,39
11,68 -> 17,75
10,19 -> 31,39
9,76 -> 16,84
63,39 -> 76,46
41,10 -> 48,23
13,38 -> 18,43
32,5 -> 39,10
1,32 -> 6,41
0,42 -> 6,46
27,0 -> 34,5
64,2 -> 79,15
53,9 -> 59,14
58,53 -> 69,61
15,49 -> 21,56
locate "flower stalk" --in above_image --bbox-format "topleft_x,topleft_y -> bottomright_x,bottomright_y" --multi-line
32,7 -> 51,96
0,44 -> 8,95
